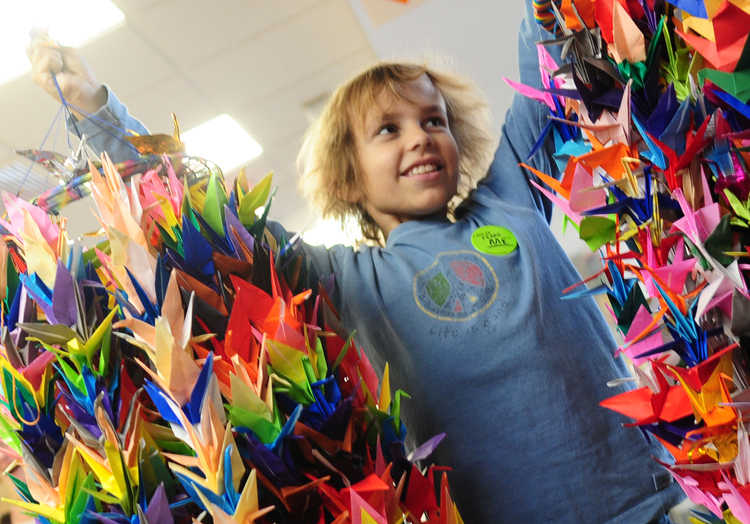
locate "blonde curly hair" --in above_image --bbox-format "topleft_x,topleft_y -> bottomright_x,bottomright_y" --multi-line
298,61 -> 495,244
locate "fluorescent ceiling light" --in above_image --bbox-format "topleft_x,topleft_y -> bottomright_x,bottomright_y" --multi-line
182,114 -> 263,172
0,0 -> 125,85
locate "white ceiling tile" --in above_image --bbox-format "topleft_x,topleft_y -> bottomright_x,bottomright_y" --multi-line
124,76 -> 214,133
235,45 -> 377,150
190,0 -> 371,109
78,25 -> 175,99
124,0 -> 323,70
251,143 -> 299,190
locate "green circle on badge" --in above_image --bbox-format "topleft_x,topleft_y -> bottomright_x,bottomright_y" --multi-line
471,225 -> 518,256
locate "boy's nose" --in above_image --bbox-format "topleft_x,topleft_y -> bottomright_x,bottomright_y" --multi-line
408,127 -> 433,151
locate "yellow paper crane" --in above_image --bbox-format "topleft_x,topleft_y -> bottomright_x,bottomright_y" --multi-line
125,113 -> 185,155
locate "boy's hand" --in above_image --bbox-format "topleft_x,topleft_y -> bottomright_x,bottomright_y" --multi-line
27,36 -> 107,118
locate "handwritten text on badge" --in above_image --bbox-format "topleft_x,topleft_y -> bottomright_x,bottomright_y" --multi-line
471,225 -> 518,256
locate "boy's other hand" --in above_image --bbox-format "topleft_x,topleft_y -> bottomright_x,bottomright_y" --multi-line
27,36 -> 107,118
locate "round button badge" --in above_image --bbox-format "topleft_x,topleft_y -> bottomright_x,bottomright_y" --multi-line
470,225 -> 518,256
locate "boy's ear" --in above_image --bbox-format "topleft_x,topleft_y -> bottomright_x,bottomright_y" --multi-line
337,166 -> 364,203
338,184 -> 363,204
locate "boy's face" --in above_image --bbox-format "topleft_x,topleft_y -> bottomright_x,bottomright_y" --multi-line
352,74 -> 459,237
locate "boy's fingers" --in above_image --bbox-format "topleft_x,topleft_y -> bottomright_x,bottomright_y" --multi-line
26,38 -> 43,59
27,39 -> 57,59
31,70 -> 58,98
55,74 -> 80,95
58,46 -> 93,78
34,53 -> 63,76
29,46 -> 64,75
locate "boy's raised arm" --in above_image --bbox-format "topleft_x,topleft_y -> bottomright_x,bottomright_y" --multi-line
28,41 -> 148,163
476,1 -> 562,222
28,43 -> 348,304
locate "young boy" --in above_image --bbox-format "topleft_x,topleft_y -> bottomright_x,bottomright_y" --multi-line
29,2 -> 685,522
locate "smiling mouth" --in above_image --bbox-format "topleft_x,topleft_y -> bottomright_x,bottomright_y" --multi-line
402,163 -> 442,177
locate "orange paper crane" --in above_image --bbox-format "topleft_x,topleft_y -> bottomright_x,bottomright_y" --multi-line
662,344 -> 738,427
600,355 -> 693,425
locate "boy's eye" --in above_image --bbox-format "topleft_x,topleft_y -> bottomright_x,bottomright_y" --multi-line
426,116 -> 446,127
376,124 -> 398,135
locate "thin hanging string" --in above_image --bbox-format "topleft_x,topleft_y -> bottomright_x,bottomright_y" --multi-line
16,103 -> 64,197
52,103 -> 62,157
50,72 -> 82,151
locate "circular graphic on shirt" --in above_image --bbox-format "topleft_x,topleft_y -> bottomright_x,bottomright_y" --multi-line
413,251 -> 498,321
471,225 -> 518,256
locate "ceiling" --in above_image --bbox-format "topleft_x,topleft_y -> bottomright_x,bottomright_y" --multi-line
0,0 -> 522,240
